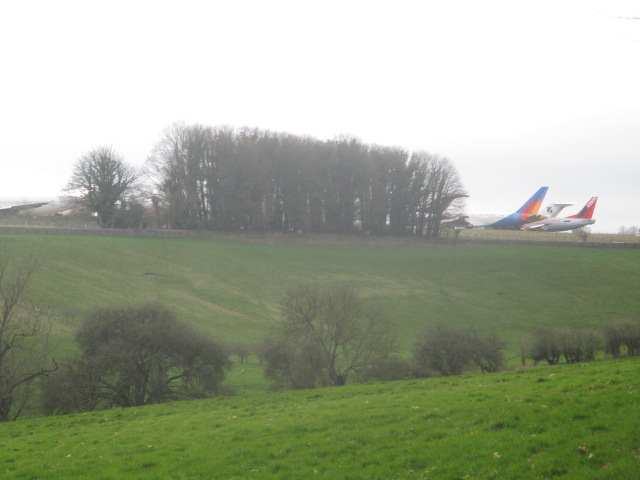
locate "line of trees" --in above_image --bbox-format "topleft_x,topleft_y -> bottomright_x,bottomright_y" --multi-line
255,289 -> 640,389
144,124 -> 466,235
65,124 -> 466,236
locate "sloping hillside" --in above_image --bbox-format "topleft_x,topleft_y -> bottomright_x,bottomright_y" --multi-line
1,234 -> 638,354
1,357 -> 638,479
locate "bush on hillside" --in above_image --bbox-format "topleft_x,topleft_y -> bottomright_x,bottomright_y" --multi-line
556,328 -> 602,363
469,331 -> 506,373
412,323 -> 506,377
531,328 -> 562,365
604,319 -> 640,357
41,304 -> 231,413
531,327 -> 602,365
358,355 -> 413,382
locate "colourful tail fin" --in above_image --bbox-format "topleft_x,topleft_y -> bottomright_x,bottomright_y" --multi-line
568,197 -> 598,219
517,187 -> 548,216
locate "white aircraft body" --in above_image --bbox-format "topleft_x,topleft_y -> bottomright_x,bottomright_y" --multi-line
0,197 -> 75,216
455,187 -> 549,229
523,197 -> 597,232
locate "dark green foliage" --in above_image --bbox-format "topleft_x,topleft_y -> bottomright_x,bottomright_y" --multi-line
43,304 -> 230,412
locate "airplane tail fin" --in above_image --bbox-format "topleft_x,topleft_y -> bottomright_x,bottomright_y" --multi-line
516,187 -> 548,216
544,202 -> 574,218
568,197 -> 598,219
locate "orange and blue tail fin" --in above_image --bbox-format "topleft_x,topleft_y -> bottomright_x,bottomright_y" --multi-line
516,187 -> 548,216
568,197 -> 598,219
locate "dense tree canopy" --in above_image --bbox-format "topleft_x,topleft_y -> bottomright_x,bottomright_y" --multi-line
145,123 -> 466,236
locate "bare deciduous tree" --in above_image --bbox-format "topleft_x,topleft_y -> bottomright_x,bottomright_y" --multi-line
604,319 -> 640,357
65,146 -> 139,228
144,123 -> 466,236
266,283 -> 396,388
573,226 -> 591,242
0,254 -> 56,421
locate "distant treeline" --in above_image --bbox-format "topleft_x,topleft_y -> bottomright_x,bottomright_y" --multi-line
144,124 -> 466,236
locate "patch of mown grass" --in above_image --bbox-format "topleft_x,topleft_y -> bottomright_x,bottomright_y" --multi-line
1,357 -> 638,479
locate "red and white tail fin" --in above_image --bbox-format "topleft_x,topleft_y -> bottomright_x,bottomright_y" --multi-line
568,197 -> 598,219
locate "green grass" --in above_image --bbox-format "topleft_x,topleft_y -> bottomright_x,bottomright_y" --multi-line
1,233 -> 637,355
0,232 -> 638,477
1,357 -> 638,479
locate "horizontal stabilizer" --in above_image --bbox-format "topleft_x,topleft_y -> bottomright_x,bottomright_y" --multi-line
544,202 -> 574,218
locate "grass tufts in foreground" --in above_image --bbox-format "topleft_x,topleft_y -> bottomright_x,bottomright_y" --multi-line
2,357 -> 639,479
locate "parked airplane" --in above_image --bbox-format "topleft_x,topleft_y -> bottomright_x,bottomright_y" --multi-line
451,186 -> 549,229
0,197 -> 76,216
543,202 -> 574,218
523,196 -> 597,232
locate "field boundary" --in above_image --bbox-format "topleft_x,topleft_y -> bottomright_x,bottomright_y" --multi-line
1,226 -> 638,248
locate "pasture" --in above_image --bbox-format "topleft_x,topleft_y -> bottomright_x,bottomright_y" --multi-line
1,357 -> 638,479
1,232 -> 639,478
0,233 -> 637,355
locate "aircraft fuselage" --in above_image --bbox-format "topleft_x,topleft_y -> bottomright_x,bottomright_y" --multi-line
523,217 -> 595,232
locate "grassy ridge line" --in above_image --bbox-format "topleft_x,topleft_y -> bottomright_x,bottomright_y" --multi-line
2,357 -> 639,479
1,234 -> 639,355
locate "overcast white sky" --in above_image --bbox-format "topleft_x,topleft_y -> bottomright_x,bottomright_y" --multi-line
1,0 -> 638,232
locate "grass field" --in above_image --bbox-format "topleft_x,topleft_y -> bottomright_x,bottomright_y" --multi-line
1,357 -> 638,479
1,233 -> 637,354
0,232 -> 639,478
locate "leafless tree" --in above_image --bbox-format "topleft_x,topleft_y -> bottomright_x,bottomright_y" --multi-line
412,322 -> 473,376
0,254 -> 56,421
604,319 -> 640,357
65,146 -> 139,228
144,123 -> 467,236
573,226 -> 591,242
268,283 -> 396,387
